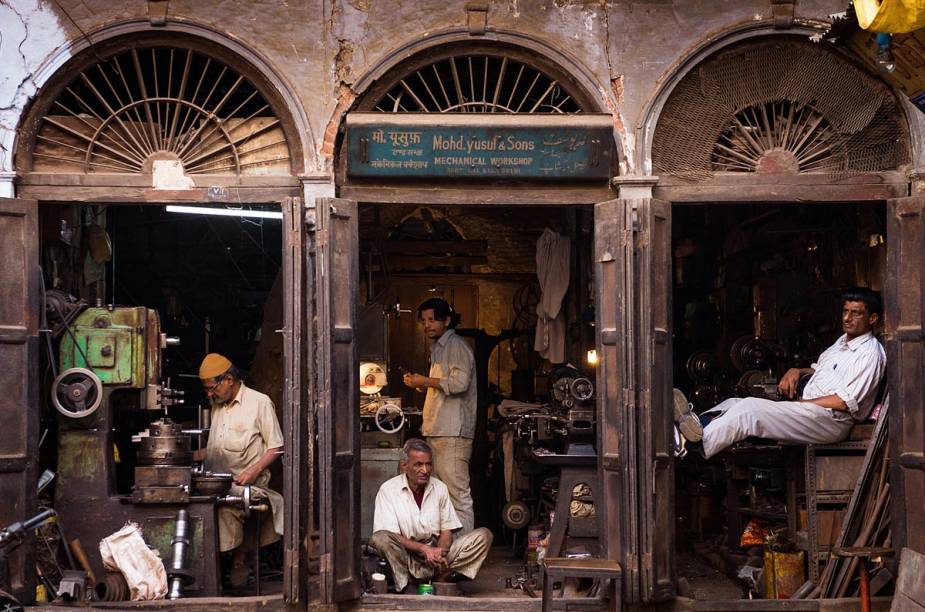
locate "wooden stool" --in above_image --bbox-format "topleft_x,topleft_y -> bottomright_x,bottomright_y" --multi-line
832,546 -> 894,612
542,557 -> 622,612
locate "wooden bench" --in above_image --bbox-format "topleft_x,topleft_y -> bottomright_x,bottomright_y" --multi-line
541,557 -> 621,612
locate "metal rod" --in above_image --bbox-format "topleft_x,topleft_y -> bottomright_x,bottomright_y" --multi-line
168,509 -> 189,599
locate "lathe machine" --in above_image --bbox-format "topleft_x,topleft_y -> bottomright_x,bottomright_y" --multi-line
48,295 -> 265,597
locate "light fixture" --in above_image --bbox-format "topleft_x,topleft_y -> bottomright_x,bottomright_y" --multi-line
586,349 -> 599,366
165,205 -> 282,220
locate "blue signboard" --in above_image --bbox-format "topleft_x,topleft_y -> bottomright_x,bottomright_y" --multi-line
345,114 -> 613,180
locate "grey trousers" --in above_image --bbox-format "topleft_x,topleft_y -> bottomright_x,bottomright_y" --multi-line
369,528 -> 493,592
426,436 -> 475,533
702,397 -> 854,459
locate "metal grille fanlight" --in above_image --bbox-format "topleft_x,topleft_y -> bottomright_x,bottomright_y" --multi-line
32,46 -> 291,174
711,101 -> 843,173
652,38 -> 909,180
372,54 -> 581,113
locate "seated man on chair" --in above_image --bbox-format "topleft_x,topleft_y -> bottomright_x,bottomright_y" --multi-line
676,287 -> 886,460
370,439 -> 492,593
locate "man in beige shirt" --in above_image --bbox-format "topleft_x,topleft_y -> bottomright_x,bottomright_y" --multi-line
371,439 -> 492,593
195,353 -> 284,585
403,298 -> 477,533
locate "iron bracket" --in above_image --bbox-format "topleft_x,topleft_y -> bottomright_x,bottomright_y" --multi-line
466,2 -> 489,35
770,0 -> 795,29
147,0 -> 169,26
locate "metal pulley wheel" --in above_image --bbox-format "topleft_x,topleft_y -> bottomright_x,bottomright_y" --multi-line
501,501 -> 530,530
569,377 -> 594,401
685,350 -> 718,383
374,402 -> 405,434
730,336 -> 769,373
737,369 -> 769,398
51,368 -> 103,418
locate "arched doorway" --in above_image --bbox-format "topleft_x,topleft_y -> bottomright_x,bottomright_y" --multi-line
643,34 -> 919,601
1,29 -> 311,605
309,37 -> 623,608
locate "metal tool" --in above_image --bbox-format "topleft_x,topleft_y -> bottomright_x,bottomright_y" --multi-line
167,509 -> 195,599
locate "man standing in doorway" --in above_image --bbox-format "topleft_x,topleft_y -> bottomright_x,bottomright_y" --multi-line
402,298 -> 477,532
676,287 -> 886,459
194,353 -> 285,586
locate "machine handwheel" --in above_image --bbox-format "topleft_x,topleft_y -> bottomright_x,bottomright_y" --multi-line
374,402 -> 405,434
501,500 -> 530,530
51,368 -> 103,419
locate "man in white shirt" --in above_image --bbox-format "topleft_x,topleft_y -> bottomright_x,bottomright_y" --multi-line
193,353 -> 284,586
676,287 -> 886,459
370,439 -> 492,593
402,298 -> 477,532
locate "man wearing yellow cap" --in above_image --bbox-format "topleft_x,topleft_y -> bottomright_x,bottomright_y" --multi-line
194,353 -> 284,586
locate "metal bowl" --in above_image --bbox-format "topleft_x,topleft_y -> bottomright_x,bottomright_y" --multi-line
191,474 -> 233,497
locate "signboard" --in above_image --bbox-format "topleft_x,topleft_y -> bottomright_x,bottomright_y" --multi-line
345,113 -> 613,180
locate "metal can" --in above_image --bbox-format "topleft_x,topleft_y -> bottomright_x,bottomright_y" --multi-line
418,583 -> 434,595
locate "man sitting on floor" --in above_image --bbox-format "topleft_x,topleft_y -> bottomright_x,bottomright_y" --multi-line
676,287 -> 886,459
370,438 -> 493,593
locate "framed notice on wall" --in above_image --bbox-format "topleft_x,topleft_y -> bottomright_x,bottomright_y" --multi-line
345,113 -> 614,180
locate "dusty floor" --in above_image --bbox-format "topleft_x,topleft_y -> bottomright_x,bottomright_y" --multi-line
456,545 -> 536,598
675,551 -> 743,600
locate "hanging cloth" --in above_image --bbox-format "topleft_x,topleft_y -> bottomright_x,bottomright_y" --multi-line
533,229 -> 570,364
855,0 -> 925,33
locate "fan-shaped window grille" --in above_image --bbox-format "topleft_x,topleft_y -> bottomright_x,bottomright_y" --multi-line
653,39 -> 909,180
368,53 -> 582,114
33,46 -> 291,175
712,101 -> 842,173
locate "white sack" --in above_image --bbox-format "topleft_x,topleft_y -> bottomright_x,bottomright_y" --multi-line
99,522 -> 168,600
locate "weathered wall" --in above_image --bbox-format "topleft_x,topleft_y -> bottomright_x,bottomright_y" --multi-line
1,0 -> 910,186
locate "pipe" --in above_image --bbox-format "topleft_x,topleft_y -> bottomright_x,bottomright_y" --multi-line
168,509 -> 189,600
69,538 -> 97,584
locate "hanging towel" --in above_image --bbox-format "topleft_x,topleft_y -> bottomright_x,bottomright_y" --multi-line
534,229 -> 570,364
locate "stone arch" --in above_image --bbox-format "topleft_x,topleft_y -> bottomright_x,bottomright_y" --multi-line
15,20 -> 313,177
638,25 -> 914,178
326,28 -> 623,169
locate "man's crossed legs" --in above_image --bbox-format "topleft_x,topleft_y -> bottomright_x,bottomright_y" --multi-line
369,528 -> 493,593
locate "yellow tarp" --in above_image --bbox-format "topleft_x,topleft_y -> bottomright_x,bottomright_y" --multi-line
855,0 -> 925,33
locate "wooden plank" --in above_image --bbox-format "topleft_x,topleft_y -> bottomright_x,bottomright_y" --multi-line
887,196 -> 925,557
19,172 -> 301,187
86,594 -> 285,610
382,240 -> 488,255
16,185 -> 300,203
281,196 -> 310,606
656,171 -> 906,187
387,255 -> 488,267
655,183 -> 907,203
635,197 -> 675,603
895,548 -> 925,611
340,183 -> 613,205
819,407 -> 890,596
348,594 -> 542,611
0,198 -> 39,603
314,197 -> 362,603
593,198 -> 635,602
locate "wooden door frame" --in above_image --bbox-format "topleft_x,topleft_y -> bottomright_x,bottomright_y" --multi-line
0,198 -> 40,603
639,174 -> 914,600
